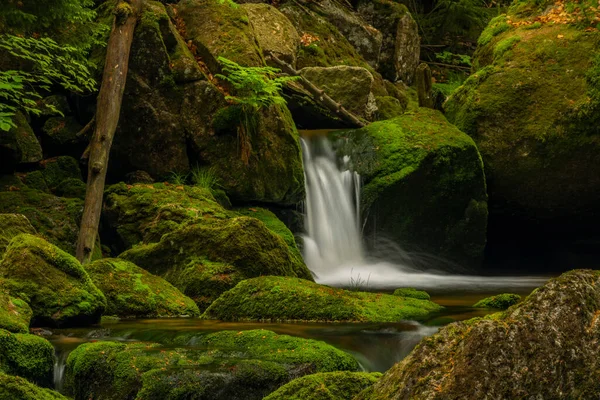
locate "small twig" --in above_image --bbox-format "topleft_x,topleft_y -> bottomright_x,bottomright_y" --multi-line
76,116 -> 95,138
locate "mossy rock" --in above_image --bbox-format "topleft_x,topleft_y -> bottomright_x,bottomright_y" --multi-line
120,217 -> 313,311
203,276 -> 443,322
176,0 -> 264,71
54,178 -> 86,199
264,371 -> 382,400
0,285 -> 32,334
64,330 -> 358,400
0,214 -> 36,258
0,234 -> 106,327
41,117 -> 85,157
374,95 -> 405,120
0,187 -> 94,257
0,330 -> 54,387
393,288 -> 431,301
85,258 -> 200,318
473,293 -> 521,309
0,112 -> 42,173
445,4 -> 600,221
336,108 -> 488,267
358,269 -> 600,399
0,373 -> 67,400
39,156 -> 82,191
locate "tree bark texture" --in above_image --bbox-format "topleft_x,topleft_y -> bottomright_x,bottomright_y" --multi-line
76,0 -> 142,263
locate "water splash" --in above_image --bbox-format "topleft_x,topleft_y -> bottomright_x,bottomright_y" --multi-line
53,349 -> 69,392
301,135 -> 546,290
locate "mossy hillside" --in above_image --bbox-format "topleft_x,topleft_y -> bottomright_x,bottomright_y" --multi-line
120,217 -> 313,309
473,293 -> 521,309
393,288 -> 431,301
0,234 -> 106,327
0,373 -> 67,400
0,214 -> 36,258
176,0 -> 264,72
203,276 -> 443,322
0,285 -> 32,333
65,330 -> 358,400
445,5 -> 600,218
0,186 -> 95,257
357,270 -> 600,399
85,258 -> 200,318
0,330 -> 54,388
264,371 -> 382,400
336,108 -> 488,267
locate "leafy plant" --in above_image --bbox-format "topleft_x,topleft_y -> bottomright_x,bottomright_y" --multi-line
190,166 -> 221,193
215,57 -> 297,163
348,268 -> 371,291
435,51 -> 472,66
168,171 -> 189,185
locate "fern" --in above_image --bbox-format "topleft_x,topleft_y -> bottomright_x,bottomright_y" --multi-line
215,57 -> 297,163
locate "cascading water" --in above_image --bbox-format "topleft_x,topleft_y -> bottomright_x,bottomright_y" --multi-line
301,135 -> 545,290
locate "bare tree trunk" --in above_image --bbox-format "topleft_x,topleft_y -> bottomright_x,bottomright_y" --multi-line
265,51 -> 366,128
76,0 -> 142,264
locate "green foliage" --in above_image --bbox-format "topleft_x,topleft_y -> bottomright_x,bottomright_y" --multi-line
167,171 -> 188,185
0,0 -> 107,130
215,57 -> 296,163
423,0 -> 488,42
393,288 -> 432,301
190,166 -> 221,193
435,51 -> 472,67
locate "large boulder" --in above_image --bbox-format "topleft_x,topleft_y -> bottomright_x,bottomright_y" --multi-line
204,276 -> 443,322
300,66 -> 377,121
85,258 -> 200,318
444,5 -> 600,224
357,0 -> 420,84
264,371 -> 381,400
337,108 -> 488,267
0,286 -> 32,334
105,183 -> 310,310
0,112 -> 42,172
357,270 -> 600,399
64,330 -> 358,400
0,234 -> 106,327
0,373 -> 67,400
0,330 -> 54,388
0,214 -> 36,258
243,3 -> 300,68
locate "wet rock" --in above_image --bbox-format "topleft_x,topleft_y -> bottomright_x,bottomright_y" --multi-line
264,371 -> 381,400
243,3 -> 300,68
336,108 -> 488,267
358,270 -> 600,399
85,258 -> 200,318
0,234 -> 106,327
358,0 -> 420,84
203,276 -> 442,322
64,330 -> 358,400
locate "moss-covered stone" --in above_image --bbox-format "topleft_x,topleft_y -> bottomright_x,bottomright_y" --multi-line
64,330 -> 358,400
176,0 -> 264,71
203,276 -> 442,322
358,270 -> 600,399
445,4 -> 600,220
54,178 -> 86,199
0,373 -> 67,400
336,108 -> 488,267
0,112 -> 42,172
0,330 -> 54,387
473,293 -> 520,309
85,258 -> 200,317
393,288 -> 431,301
0,187 -> 85,256
0,286 -> 32,334
0,234 -> 106,327
39,156 -> 82,191
41,117 -> 85,156
374,96 -> 405,120
243,3 -> 299,68
0,214 -> 36,258
264,371 -> 382,400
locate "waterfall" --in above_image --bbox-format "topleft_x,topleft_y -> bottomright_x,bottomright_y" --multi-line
300,134 -> 545,290
53,349 -> 69,392
301,136 -> 364,276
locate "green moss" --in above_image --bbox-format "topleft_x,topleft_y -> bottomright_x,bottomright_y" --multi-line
478,15 -> 510,46
393,288 -> 431,301
40,156 -> 82,190
0,284 -> 32,333
65,330 -> 358,400
0,214 -> 36,258
203,276 -> 443,322
41,117 -> 83,147
0,234 -> 106,327
54,178 -> 86,199
335,108 -> 488,267
85,258 -> 200,318
0,330 -> 54,387
22,171 -> 48,192
264,371 -> 382,400
374,96 -> 406,120
493,36 -> 521,60
473,293 -> 521,309
0,373 -> 67,400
